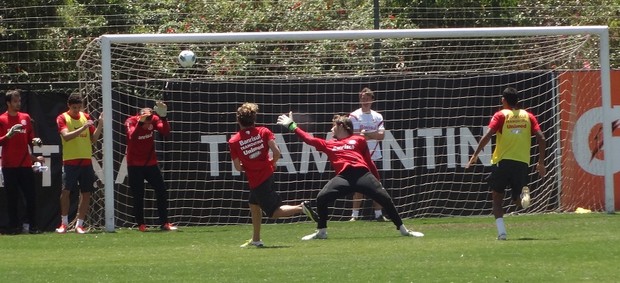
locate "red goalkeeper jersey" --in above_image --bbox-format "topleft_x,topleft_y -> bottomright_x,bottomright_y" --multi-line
0,112 -> 34,168
229,126 -> 275,189
125,114 -> 170,166
293,127 -> 380,179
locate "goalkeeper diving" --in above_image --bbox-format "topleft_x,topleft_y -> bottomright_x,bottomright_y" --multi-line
277,111 -> 424,240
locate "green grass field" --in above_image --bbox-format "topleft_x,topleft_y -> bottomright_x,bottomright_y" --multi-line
1,213 -> 618,282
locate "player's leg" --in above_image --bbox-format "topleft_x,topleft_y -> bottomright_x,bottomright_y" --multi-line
508,161 -> 530,209
75,165 -> 96,233
250,203 -> 262,242
144,165 -> 173,230
488,161 -> 509,240
3,168 -> 21,233
57,165 -> 77,233
354,171 -> 423,237
371,161 -> 386,221
302,175 -> 351,240
241,189 -> 264,247
128,166 -> 146,228
350,192 -> 364,221
19,168 -> 39,233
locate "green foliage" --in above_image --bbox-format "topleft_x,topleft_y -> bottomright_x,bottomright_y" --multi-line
1,0 -> 619,83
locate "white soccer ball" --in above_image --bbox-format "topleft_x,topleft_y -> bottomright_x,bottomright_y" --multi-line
178,50 -> 196,68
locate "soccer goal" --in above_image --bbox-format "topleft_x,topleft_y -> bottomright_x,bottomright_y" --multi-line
77,26 -> 613,232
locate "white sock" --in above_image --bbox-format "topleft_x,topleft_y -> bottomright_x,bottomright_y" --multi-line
495,218 -> 506,235
77,218 -> 84,227
351,210 -> 359,217
374,210 -> 383,218
61,215 -> 69,225
399,225 -> 409,235
23,223 -> 30,231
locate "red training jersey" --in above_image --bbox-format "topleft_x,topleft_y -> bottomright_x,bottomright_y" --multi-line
229,126 -> 275,189
125,114 -> 170,166
293,127 -> 380,179
0,112 -> 35,168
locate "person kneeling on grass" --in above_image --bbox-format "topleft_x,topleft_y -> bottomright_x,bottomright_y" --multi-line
229,103 -> 319,248
277,112 -> 424,240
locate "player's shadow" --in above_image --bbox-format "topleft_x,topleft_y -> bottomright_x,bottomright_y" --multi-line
514,237 -> 559,241
256,245 -> 292,249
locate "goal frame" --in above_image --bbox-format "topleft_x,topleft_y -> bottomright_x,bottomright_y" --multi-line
99,26 -> 613,232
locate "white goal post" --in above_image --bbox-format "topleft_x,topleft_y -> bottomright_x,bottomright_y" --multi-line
92,26 -> 612,232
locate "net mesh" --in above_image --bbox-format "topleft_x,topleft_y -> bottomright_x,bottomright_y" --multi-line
77,31 -> 603,228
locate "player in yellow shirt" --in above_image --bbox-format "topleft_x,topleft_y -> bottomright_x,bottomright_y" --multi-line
466,87 -> 546,240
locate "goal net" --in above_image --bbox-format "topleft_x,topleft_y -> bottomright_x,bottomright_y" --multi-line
77,27 -> 613,231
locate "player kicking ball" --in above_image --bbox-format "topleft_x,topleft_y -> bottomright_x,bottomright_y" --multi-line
229,103 -> 319,248
277,112 -> 424,240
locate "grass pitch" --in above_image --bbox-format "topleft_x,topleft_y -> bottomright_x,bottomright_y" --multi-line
0,213 -> 617,282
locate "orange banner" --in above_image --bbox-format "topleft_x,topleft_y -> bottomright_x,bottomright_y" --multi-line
559,70 -> 620,211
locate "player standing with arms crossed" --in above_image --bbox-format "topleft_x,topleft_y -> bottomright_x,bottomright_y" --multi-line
0,89 -> 44,234
349,87 -> 388,221
55,93 -> 103,234
125,101 -> 177,232
466,87 -> 546,240
229,103 -> 318,247
277,112 -> 423,240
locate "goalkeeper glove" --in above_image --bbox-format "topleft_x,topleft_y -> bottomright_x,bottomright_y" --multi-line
153,101 -> 167,118
7,124 -> 23,137
277,112 -> 297,131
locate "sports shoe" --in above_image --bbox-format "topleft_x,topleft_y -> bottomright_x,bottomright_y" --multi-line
161,223 -> 178,231
301,201 -> 319,223
497,233 -> 507,240
401,229 -> 425,238
374,215 -> 388,222
301,230 -> 328,240
240,239 -> 264,248
348,217 -> 358,222
75,225 -> 87,234
55,224 -> 67,234
520,186 -> 531,209
138,224 -> 147,232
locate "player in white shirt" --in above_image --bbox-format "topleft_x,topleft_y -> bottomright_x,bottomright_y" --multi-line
348,87 -> 388,221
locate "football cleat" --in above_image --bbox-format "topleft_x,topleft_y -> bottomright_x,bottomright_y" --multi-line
138,224 -> 147,232
348,217 -> 358,222
161,223 -> 178,231
55,224 -> 67,234
240,239 -> 264,248
401,229 -> 424,238
497,233 -> 507,240
301,230 -> 328,240
301,201 -> 319,223
520,186 -> 531,209
75,226 -> 87,234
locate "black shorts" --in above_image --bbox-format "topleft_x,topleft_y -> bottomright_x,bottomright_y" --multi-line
248,176 -> 282,218
62,164 -> 97,193
487,159 -> 529,200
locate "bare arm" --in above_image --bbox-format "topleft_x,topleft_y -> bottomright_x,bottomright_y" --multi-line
232,158 -> 244,172
60,121 -> 94,142
267,139 -> 281,167
534,130 -> 546,177
361,129 -> 385,141
90,112 -> 103,143
465,128 -> 496,168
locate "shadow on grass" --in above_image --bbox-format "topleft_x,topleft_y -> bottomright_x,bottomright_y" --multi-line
257,245 -> 293,249
514,237 -> 560,241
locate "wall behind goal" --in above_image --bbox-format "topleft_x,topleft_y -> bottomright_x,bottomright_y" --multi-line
105,71 -> 559,226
